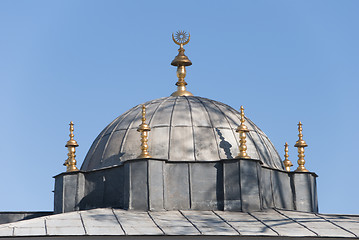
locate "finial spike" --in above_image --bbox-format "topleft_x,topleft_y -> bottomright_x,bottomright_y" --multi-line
64,121 -> 79,172
236,106 -> 251,159
283,142 -> 293,172
294,121 -> 309,172
137,105 -> 152,158
141,105 -> 146,123
171,30 -> 193,97
69,121 -> 74,139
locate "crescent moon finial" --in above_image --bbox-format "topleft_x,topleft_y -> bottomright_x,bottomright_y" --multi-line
172,30 -> 190,46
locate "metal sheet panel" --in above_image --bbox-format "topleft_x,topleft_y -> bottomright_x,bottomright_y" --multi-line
180,211 -> 238,235
194,127 -> 219,160
103,168 -> 124,208
223,161 -> 241,211
148,160 -> 164,210
103,116 -> 123,136
249,132 -> 271,167
260,168 -> 274,209
80,209 -> 124,235
12,218 -> 46,236
149,211 -> 200,235
216,128 -> 238,159
240,160 -> 261,211
54,175 -> 64,213
280,210 -> 355,238
188,97 -> 211,127
148,127 -> 170,159
292,173 -> 314,212
83,171 -> 105,209
211,102 -> 240,127
262,136 -> 282,169
0,227 -> 13,236
121,129 -> 141,160
246,132 -> 261,160
81,139 -> 100,170
164,164 -> 190,210
115,105 -> 142,131
190,163 -> 218,210
63,174 -> 80,212
169,126 -> 195,161
46,212 -> 85,235
87,133 -> 111,170
130,102 -> 158,130
171,97 -> 192,127
129,161 -> 148,210
202,100 -> 230,129
144,102 -> 160,125
214,102 -> 255,131
251,210 -> 316,237
102,130 -> 126,166
215,211 -> 277,236
271,171 -> 294,210
113,209 -> 162,235
150,97 -> 175,127
322,215 -> 359,236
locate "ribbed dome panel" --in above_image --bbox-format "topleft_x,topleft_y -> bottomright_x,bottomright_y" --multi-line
81,96 -> 284,171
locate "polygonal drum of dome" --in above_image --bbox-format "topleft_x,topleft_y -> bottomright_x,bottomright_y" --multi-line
81,96 -> 284,171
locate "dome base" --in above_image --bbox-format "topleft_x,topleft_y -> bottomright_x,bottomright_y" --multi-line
55,158 -> 318,213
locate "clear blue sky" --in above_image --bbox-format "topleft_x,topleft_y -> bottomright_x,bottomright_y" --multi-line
0,0 -> 358,214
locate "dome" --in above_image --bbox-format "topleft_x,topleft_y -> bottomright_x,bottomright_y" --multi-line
55,33 -> 318,215
81,96 -> 283,171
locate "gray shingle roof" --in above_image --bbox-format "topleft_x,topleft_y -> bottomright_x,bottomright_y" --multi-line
0,208 -> 358,238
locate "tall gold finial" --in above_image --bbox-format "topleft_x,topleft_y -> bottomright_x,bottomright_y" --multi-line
137,105 -> 152,158
294,121 -> 309,172
64,121 -> 79,172
236,106 -> 251,159
283,142 -> 293,172
171,30 -> 193,97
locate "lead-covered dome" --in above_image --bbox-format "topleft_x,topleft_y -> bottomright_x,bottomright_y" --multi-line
81,96 -> 283,171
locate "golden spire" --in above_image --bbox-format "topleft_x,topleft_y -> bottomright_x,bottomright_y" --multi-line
64,121 -> 79,172
236,106 -> 251,159
137,105 -> 152,158
294,121 -> 309,172
171,30 -> 193,97
283,142 -> 293,172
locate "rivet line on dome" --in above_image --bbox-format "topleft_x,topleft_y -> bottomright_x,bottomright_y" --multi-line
137,105 -> 152,158
235,106 -> 251,159
294,121 -> 309,172
170,30 -> 193,97
283,142 -> 293,172
64,121 -> 79,172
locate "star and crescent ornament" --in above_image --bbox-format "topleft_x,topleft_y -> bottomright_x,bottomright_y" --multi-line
172,30 -> 190,46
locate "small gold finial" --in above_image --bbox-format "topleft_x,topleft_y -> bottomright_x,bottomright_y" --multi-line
137,105 -> 152,158
236,106 -> 251,159
64,121 -> 79,172
294,121 -> 309,172
283,142 -> 293,172
171,30 -> 193,97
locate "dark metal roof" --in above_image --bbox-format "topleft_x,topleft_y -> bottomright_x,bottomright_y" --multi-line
81,96 -> 283,171
0,208 -> 358,238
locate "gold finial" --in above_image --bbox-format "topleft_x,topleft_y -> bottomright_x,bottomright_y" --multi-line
64,121 -> 79,172
171,30 -> 193,97
236,106 -> 251,159
283,142 -> 293,172
294,121 -> 309,172
137,105 -> 152,158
